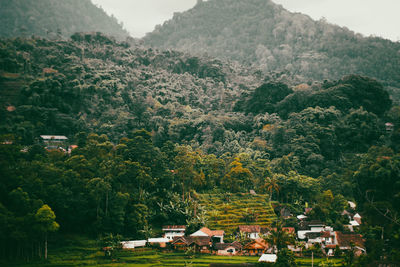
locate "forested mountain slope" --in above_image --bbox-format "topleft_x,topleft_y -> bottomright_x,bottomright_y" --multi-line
144,0 -> 400,101
1,34 -> 399,263
0,34 -> 396,176
0,0 -> 129,40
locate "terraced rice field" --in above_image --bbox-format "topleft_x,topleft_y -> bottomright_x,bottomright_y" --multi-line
198,193 -> 277,232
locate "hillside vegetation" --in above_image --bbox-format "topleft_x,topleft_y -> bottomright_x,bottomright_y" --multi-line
0,34 -> 399,264
0,0 -> 129,40
199,193 -> 276,231
144,0 -> 400,102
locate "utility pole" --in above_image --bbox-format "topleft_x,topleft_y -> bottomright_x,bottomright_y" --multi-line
311,251 -> 314,267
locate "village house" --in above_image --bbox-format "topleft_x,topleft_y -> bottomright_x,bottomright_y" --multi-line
190,227 -> 225,243
353,213 -> 362,225
258,254 -> 277,263
120,240 -> 147,250
297,221 -> 333,240
237,225 -> 263,239
162,225 -> 186,241
40,135 -> 68,150
147,238 -> 170,248
171,236 -> 212,253
336,232 -> 366,257
214,241 -> 242,256
242,238 -> 269,256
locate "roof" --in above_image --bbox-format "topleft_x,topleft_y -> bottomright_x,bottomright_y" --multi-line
121,240 -> 147,248
162,225 -> 186,230
148,238 -> 169,243
172,236 -> 211,246
308,220 -> 325,227
244,238 -> 269,250
239,225 -> 261,233
191,227 -> 224,237
40,135 -> 68,140
258,254 -> 277,263
306,232 -> 321,239
350,220 -> 360,226
336,232 -> 365,249
214,241 -> 242,250
269,227 -> 295,235
348,201 -> 356,209
297,214 -> 307,220
353,213 -> 361,218
320,231 -> 333,238
305,208 -> 313,214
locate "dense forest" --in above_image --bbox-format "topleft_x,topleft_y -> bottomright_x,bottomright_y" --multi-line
0,0 -> 129,40
1,33 -> 399,264
144,0 -> 400,102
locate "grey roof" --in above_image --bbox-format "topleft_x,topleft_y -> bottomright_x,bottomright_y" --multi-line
40,135 -> 68,140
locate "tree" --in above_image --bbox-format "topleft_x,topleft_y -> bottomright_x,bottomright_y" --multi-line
265,221 -> 294,253
87,178 -> 112,221
221,158 -> 254,192
35,205 -> 59,260
263,175 -> 280,201
276,248 -> 297,267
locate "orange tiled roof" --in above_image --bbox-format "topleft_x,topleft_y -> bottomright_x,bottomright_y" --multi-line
199,227 -> 224,237
336,232 -> 365,249
239,225 -> 261,233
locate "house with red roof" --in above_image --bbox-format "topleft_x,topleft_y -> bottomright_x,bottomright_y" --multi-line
242,238 -> 270,256
190,227 -> 225,243
238,225 -> 263,239
214,241 -> 242,256
172,236 -> 212,253
335,232 -> 366,256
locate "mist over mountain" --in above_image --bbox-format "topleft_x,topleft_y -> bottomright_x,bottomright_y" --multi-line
144,0 -> 400,101
0,0 -> 129,40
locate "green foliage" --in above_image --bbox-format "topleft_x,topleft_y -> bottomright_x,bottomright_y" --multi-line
0,18 -> 398,263
35,204 -> 59,233
276,248 -> 297,267
198,193 -> 276,231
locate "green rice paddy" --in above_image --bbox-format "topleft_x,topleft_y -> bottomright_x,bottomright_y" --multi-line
198,193 -> 277,231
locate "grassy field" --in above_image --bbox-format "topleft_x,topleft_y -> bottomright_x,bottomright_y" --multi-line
6,243 -> 344,267
198,193 -> 277,232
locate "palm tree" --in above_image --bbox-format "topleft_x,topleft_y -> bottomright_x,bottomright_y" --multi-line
265,221 -> 294,253
263,176 -> 280,201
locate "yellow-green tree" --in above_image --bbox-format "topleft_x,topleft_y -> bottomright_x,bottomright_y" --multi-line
221,158 -> 253,192
35,204 -> 59,260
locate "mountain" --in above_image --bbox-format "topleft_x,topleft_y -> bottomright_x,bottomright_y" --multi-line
0,0 -> 129,40
0,34 -> 394,177
0,34 -> 399,263
0,33 -> 262,148
144,0 -> 400,101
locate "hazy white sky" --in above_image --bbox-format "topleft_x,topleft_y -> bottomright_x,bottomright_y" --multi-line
91,0 -> 400,41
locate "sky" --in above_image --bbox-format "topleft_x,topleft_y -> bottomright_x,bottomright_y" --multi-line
91,0 -> 400,41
